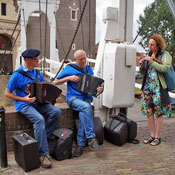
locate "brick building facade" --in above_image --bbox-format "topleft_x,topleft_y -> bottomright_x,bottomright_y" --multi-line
19,0 -> 96,64
55,0 -> 96,61
0,0 -> 20,74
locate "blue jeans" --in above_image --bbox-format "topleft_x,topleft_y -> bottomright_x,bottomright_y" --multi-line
68,96 -> 95,146
20,103 -> 61,156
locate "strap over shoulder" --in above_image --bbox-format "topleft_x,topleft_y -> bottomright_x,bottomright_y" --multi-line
68,63 -> 90,73
15,69 -> 40,81
68,63 -> 84,73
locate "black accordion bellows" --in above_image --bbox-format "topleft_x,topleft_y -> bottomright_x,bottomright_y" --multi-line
76,73 -> 104,97
29,82 -> 62,104
68,63 -> 104,97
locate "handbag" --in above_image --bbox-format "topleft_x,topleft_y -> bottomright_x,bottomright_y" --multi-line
164,65 -> 175,91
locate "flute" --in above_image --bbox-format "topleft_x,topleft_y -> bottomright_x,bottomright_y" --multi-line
140,53 -> 162,69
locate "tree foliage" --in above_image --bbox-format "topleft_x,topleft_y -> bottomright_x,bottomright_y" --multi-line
137,0 -> 175,61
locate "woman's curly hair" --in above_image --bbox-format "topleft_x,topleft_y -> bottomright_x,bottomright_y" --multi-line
149,34 -> 166,51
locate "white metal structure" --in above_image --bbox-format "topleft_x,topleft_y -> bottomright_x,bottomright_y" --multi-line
93,0 -> 136,123
15,0 -> 60,69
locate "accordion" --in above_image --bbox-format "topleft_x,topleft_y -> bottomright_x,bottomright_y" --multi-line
29,82 -> 62,104
76,73 -> 104,97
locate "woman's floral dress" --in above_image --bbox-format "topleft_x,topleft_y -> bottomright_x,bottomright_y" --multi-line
141,63 -> 171,117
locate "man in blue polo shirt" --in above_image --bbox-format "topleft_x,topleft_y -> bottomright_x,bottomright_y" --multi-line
53,49 -> 103,157
5,49 -> 61,168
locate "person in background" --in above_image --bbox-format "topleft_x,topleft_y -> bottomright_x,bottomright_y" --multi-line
53,49 -> 103,157
0,68 -> 5,75
140,34 -> 171,146
5,49 -> 61,168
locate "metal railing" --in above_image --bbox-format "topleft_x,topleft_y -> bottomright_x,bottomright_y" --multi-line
40,57 -> 96,79
135,83 -> 175,99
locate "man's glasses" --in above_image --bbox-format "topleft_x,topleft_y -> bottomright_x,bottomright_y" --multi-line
77,57 -> 86,61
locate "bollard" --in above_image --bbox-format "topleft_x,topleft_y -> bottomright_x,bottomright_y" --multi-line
0,106 -> 8,168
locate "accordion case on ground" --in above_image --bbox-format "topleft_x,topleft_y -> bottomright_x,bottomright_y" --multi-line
104,113 -> 138,146
12,133 -> 40,172
49,128 -> 73,161
29,82 -> 62,104
104,115 -> 128,146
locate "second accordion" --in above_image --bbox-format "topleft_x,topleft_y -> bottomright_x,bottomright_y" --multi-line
76,73 -> 104,97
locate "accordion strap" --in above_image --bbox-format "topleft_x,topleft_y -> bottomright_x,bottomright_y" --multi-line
15,70 -> 39,81
68,63 -> 90,73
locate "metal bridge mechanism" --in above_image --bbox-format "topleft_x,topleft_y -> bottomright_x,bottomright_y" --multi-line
14,0 -> 136,124
93,0 -> 136,123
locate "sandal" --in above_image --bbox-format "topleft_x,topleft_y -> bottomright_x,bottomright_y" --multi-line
150,138 -> 161,146
143,136 -> 155,144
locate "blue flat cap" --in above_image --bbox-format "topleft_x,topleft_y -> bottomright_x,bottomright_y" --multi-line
22,49 -> 40,58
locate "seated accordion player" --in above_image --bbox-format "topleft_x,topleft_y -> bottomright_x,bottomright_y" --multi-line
15,70 -> 62,104
69,64 -> 104,97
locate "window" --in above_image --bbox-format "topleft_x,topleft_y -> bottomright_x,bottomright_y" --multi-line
1,3 -> 6,16
71,9 -> 77,21
72,43 -> 76,50
0,35 -> 11,50
1,44 -> 5,49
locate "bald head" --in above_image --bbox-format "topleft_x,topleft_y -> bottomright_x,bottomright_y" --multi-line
74,50 -> 86,58
74,50 -> 87,68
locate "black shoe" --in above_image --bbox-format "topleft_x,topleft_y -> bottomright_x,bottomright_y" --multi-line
150,137 -> 161,146
73,146 -> 83,157
88,138 -> 100,151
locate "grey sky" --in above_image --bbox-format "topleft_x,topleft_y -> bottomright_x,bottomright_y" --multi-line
96,0 -> 155,52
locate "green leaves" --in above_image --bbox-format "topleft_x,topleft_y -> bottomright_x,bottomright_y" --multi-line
137,0 -> 175,63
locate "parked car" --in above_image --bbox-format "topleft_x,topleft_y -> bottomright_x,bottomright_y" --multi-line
135,72 -> 143,79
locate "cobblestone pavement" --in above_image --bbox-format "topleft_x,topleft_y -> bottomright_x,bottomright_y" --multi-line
1,99 -> 175,175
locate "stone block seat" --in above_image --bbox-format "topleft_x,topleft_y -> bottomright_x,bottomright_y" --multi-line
4,103 -> 75,151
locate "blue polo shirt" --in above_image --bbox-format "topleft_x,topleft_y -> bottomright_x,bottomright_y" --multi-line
57,63 -> 93,102
7,65 -> 44,112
